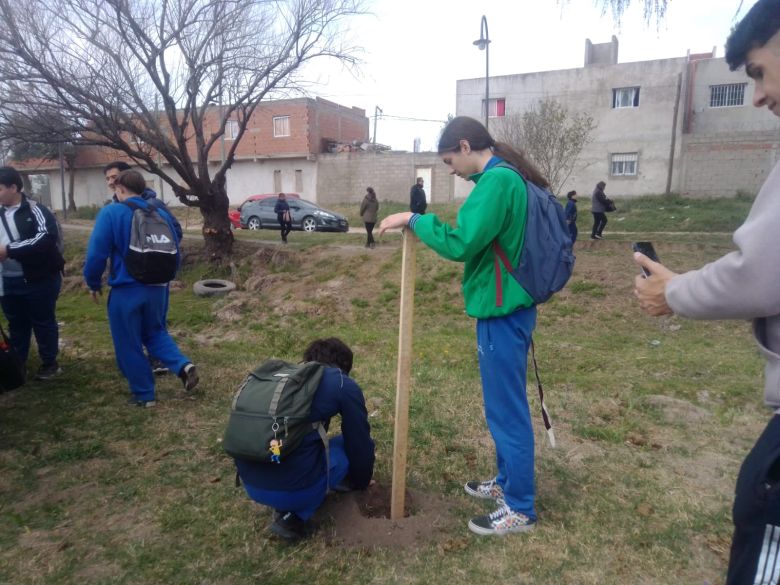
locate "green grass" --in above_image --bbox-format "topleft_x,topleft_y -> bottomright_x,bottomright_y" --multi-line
0,199 -> 765,584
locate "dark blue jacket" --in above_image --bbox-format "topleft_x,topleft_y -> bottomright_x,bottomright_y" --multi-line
565,199 -> 577,223
4,194 -> 64,282
235,367 -> 375,491
274,199 -> 290,214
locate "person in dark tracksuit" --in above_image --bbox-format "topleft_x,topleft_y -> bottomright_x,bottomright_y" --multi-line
409,177 -> 427,214
274,193 -> 293,243
590,181 -> 608,240
381,116 -> 549,537
234,338 -> 375,541
0,166 -> 64,381
565,190 -> 578,243
359,187 -> 379,248
635,3 -> 780,582
84,170 -> 199,407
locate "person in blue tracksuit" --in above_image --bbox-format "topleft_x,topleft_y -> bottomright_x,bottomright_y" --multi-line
565,190 -> 578,243
83,170 -> 199,407
234,337 -> 375,541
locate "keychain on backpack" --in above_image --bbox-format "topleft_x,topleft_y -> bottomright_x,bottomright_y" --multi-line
268,439 -> 282,463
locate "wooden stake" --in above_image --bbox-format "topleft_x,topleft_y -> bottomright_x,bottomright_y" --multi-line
391,228 -> 417,520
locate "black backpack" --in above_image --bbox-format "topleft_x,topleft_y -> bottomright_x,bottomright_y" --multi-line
223,360 -> 328,463
122,199 -> 179,284
0,323 -> 25,392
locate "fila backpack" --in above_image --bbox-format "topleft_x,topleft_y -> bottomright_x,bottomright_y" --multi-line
122,199 -> 179,284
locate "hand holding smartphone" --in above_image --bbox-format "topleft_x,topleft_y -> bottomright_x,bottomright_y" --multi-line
632,241 -> 659,278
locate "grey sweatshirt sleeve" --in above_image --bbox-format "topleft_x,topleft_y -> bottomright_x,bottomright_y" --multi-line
666,161 -> 780,320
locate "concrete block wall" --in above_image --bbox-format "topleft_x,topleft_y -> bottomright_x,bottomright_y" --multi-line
680,133 -> 780,197
315,152 -> 454,206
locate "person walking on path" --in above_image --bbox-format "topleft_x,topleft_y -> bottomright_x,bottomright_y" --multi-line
359,187 -> 379,248
380,116 -> 547,537
0,166 -> 64,381
409,177 -> 427,214
590,181 -> 609,240
635,4 -> 780,581
565,190 -> 578,243
274,193 -> 293,244
83,170 -> 199,407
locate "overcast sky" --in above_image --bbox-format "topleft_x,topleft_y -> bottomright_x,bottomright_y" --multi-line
300,0 -> 755,152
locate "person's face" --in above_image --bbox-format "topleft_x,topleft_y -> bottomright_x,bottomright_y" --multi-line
0,183 -> 21,206
105,168 -> 121,192
279,194 -> 285,200
417,179 -> 424,187
441,140 -> 480,180
747,35 -> 780,117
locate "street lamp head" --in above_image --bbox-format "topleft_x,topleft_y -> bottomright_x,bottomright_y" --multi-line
472,38 -> 490,50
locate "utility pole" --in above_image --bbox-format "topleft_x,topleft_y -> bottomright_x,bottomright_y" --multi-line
58,143 -> 67,220
373,106 -> 383,148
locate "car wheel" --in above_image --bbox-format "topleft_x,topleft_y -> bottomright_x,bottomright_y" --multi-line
302,216 -> 317,233
247,216 -> 261,230
192,279 -> 237,297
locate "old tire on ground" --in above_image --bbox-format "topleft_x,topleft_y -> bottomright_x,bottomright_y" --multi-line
193,279 -> 237,297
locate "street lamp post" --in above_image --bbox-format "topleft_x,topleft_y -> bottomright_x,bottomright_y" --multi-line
473,15 -> 491,130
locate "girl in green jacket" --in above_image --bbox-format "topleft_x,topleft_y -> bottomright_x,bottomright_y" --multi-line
379,116 -> 548,536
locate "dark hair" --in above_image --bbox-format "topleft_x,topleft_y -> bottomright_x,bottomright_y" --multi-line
566,190 -> 577,199
366,187 -> 376,196
303,337 -> 353,374
116,170 -> 147,195
438,116 -> 549,188
278,192 -> 285,198
104,161 -> 132,174
596,181 -> 606,190
725,0 -> 780,70
0,166 -> 23,191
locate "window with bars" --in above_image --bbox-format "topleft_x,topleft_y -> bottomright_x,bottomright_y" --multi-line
710,83 -> 747,107
610,153 -> 638,176
225,120 -> 239,140
273,116 -> 290,137
481,98 -> 506,118
612,87 -> 640,108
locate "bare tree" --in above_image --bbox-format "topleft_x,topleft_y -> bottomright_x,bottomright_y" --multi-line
0,0 -> 364,259
495,98 -> 596,196
1,109 -> 79,211
590,0 -> 667,24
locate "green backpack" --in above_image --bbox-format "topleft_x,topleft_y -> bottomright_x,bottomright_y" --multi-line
223,359 -> 327,463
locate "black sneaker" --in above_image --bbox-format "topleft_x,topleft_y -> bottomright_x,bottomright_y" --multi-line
35,362 -> 62,381
150,357 -> 169,376
270,511 -> 309,541
178,363 -> 199,392
127,397 -> 156,408
468,503 -> 536,536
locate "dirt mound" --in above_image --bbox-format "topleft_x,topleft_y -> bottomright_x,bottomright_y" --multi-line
318,482 -> 457,549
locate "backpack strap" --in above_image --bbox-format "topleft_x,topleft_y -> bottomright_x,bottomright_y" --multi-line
492,241 -> 512,308
530,341 -> 556,448
314,422 -> 330,494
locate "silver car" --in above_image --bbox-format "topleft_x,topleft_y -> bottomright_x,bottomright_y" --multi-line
239,198 -> 349,233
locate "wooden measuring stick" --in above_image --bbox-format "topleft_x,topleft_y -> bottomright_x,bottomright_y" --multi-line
390,227 -> 417,520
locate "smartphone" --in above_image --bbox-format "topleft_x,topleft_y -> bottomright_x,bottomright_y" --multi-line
632,241 -> 659,278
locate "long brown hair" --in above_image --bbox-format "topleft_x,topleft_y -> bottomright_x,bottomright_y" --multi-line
438,116 -> 549,188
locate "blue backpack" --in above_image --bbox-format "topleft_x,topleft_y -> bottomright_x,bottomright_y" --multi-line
492,162 -> 575,305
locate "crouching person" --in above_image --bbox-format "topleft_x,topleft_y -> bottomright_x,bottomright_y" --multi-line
231,338 -> 375,541
83,170 -> 198,407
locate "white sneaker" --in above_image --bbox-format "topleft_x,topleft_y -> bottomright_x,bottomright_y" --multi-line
464,478 -> 504,502
468,503 -> 536,536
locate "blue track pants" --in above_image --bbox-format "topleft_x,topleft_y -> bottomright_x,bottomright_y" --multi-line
107,285 -> 189,402
476,306 -> 537,520
240,435 -> 350,521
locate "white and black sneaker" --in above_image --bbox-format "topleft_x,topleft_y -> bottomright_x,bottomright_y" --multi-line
178,363 -> 199,392
468,503 -> 536,536
464,478 -> 504,502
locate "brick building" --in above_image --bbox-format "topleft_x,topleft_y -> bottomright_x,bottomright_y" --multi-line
13,97 -> 369,209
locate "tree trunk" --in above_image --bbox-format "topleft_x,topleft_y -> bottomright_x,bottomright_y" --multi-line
67,164 -> 77,211
199,178 -> 234,261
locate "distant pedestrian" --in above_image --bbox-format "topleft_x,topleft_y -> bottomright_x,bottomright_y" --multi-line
359,187 -> 379,248
409,177 -> 427,214
274,193 -> 292,244
590,181 -> 609,240
565,190 -> 578,243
